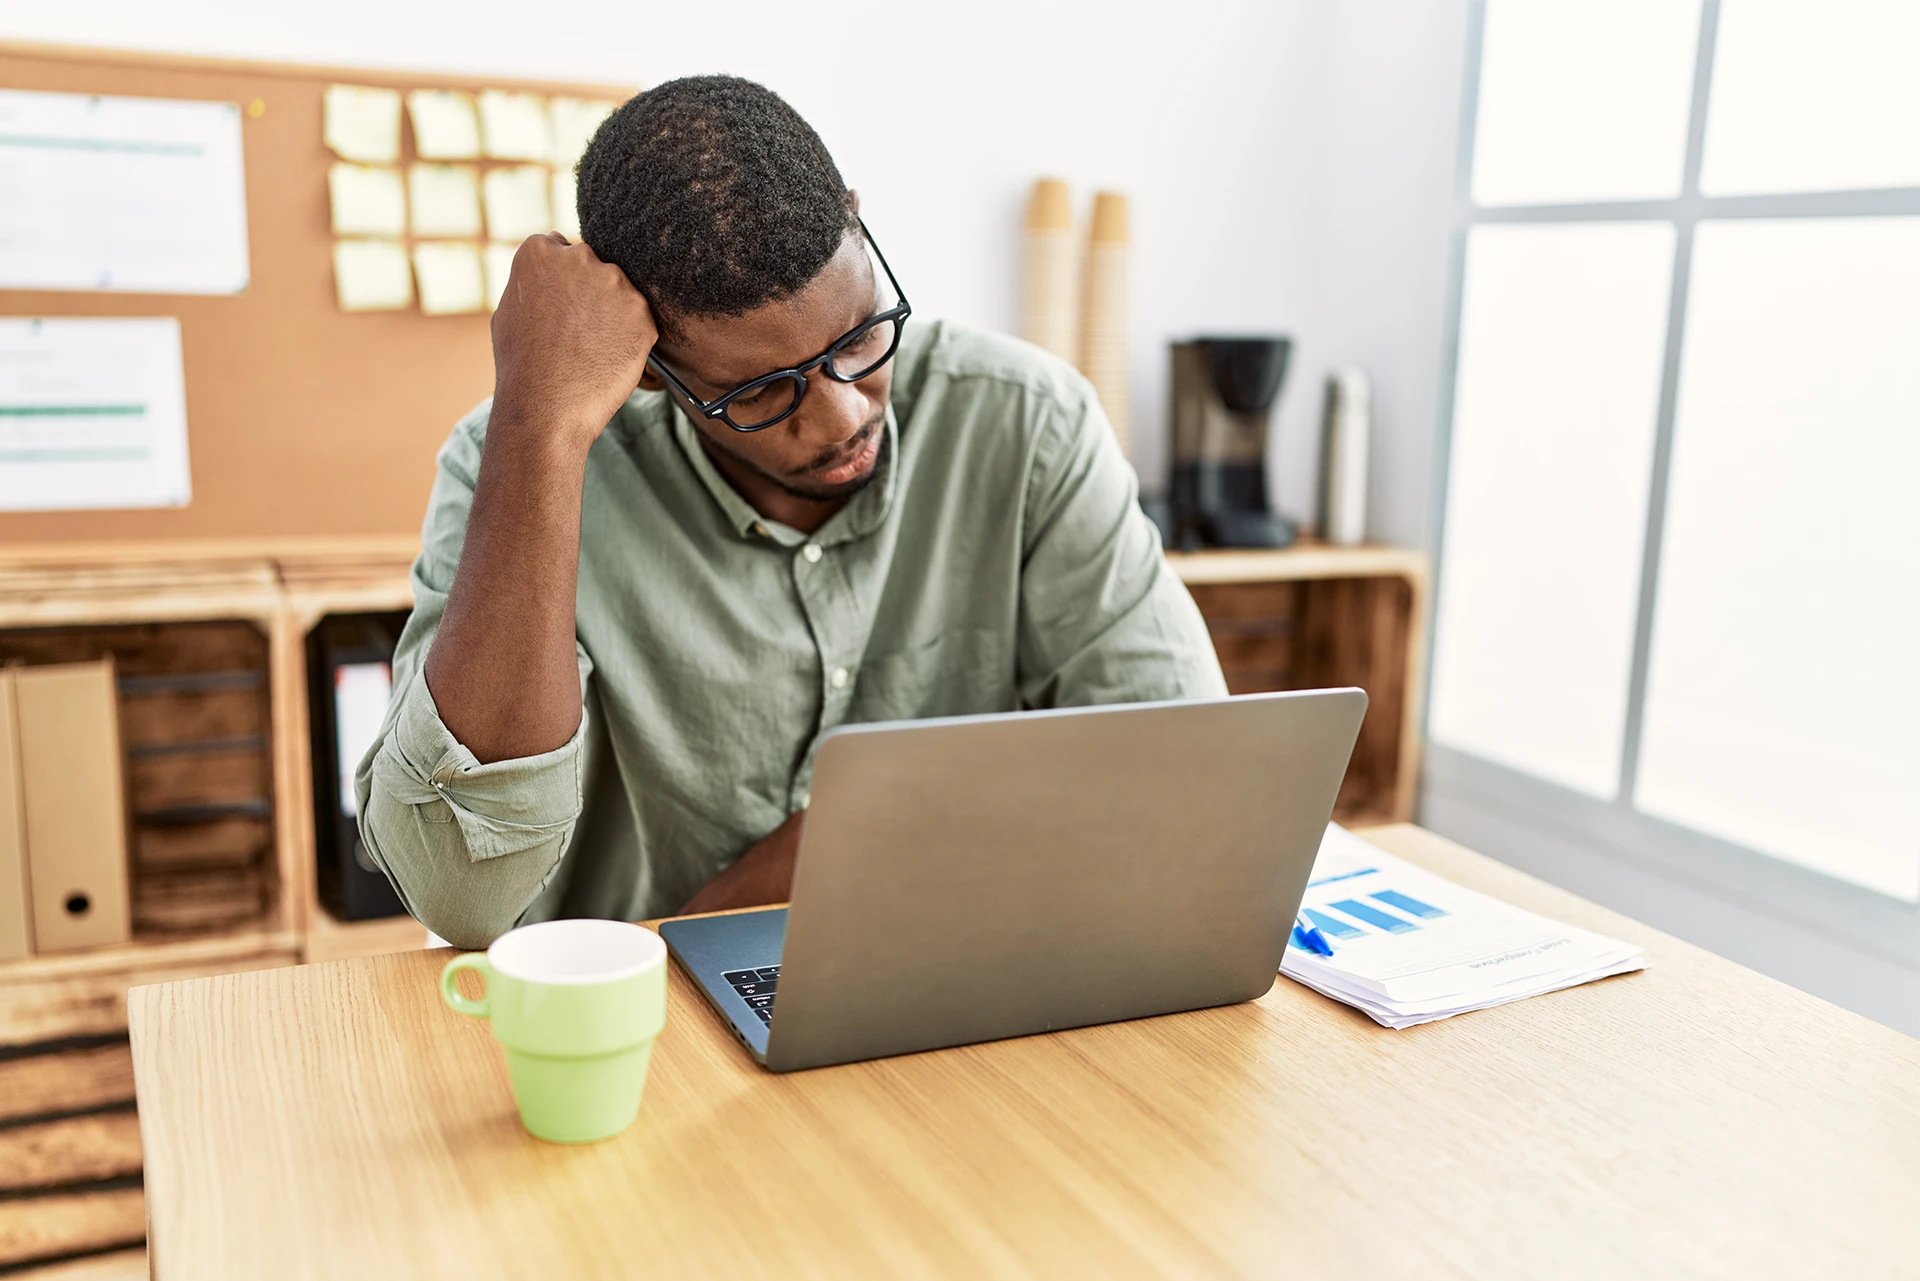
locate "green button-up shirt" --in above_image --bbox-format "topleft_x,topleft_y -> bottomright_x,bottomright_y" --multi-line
355,320 -> 1226,948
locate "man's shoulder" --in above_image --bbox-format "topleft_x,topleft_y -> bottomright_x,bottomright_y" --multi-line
438,388 -> 672,478
895,319 -> 1095,427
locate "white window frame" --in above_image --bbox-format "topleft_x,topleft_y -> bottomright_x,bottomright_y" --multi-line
1424,0 -> 1920,974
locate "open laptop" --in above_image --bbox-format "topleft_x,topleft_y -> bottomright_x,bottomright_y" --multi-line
659,688 -> 1367,1072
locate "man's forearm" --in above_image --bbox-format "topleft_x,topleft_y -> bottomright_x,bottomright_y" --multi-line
680,811 -> 803,914
423,417 -> 591,764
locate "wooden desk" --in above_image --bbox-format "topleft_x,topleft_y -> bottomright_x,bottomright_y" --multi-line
128,825 -> 1920,1279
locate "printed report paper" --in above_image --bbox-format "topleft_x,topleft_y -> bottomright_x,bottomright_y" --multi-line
1282,826 -> 1646,1028
0,318 -> 191,512
0,89 -> 249,294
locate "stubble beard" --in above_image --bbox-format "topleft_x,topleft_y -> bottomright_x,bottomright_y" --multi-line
704,412 -> 888,505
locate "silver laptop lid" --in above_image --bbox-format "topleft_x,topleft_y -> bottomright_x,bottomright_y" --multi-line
766,688 -> 1367,1072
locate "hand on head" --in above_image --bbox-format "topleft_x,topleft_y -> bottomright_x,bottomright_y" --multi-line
489,232 -> 657,450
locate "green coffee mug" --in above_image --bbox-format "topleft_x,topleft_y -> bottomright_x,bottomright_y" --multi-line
440,918 -> 667,1143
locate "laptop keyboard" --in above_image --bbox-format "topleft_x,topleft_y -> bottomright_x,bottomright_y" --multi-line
721,966 -> 781,1024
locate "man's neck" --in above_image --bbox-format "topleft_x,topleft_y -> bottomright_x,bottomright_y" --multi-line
699,436 -> 847,535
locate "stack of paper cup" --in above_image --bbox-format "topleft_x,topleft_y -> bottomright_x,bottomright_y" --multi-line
1076,191 -> 1131,459
1020,178 -> 1077,362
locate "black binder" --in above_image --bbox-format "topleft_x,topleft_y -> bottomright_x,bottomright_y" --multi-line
307,611 -> 411,922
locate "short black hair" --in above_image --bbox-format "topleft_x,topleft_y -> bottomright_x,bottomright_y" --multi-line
576,75 -> 856,333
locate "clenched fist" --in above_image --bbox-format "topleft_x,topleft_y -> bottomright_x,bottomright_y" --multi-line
489,233 -> 658,451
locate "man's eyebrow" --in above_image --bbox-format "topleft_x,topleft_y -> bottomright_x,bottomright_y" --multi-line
662,246 -> 885,396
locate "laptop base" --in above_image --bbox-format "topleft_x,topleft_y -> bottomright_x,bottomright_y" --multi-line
660,908 -> 787,1064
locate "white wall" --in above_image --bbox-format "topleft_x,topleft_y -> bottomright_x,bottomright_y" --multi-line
1311,2 -> 1469,549
1,0 -> 1402,517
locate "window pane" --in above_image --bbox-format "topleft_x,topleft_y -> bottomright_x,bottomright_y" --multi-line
1472,0 -> 1700,206
1637,218 -> 1920,900
1431,223 -> 1674,797
1700,1 -> 1920,197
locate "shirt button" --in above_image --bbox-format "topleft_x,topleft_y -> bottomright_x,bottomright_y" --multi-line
801,543 -> 822,563
797,791 -> 811,810
829,666 -> 849,689
751,522 -> 768,538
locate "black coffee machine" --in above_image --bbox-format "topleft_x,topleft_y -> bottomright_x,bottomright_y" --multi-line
1160,337 -> 1296,551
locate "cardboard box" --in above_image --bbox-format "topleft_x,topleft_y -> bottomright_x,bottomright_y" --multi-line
12,660 -> 132,954
0,673 -> 30,963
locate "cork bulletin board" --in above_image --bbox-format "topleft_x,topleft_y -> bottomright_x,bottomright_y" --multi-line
0,41 -> 633,543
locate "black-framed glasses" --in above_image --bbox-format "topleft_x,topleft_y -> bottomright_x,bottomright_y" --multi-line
647,218 -> 912,432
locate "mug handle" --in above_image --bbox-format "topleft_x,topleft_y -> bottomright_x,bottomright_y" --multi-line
440,953 -> 492,1018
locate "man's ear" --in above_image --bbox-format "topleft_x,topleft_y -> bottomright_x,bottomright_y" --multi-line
848,188 -> 860,215
637,364 -> 665,392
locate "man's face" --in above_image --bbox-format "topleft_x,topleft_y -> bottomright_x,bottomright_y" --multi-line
645,232 -> 893,506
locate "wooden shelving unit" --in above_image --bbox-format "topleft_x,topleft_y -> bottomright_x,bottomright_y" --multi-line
302,903 -> 428,965
0,535 -> 1430,994
1168,542 -> 1428,824
0,538 -> 417,1274
0,534 -> 1426,1274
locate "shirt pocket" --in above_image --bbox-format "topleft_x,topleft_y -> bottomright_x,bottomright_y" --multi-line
849,626 -> 1014,723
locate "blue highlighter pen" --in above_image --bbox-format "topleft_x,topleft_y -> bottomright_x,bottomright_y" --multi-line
1291,915 -> 1334,956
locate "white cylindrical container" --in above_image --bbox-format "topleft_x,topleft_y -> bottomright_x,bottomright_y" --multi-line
1320,367 -> 1371,546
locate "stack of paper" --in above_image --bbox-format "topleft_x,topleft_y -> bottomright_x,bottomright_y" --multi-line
1282,827 -> 1646,1028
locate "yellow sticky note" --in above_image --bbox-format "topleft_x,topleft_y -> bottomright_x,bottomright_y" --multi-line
485,243 -> 517,311
483,165 -> 552,242
407,90 -> 481,160
413,242 -> 486,315
479,90 -> 553,162
550,97 -> 617,170
328,164 -> 406,237
324,85 -> 402,164
333,239 -> 413,311
409,165 -> 482,238
552,169 -> 580,240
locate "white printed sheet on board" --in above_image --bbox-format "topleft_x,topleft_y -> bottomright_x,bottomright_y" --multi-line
0,317 -> 192,512
0,89 -> 250,294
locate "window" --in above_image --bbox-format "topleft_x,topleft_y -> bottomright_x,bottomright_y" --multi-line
1430,3 -> 1920,923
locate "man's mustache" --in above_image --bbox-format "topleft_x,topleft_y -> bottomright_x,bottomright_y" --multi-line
802,414 -> 883,474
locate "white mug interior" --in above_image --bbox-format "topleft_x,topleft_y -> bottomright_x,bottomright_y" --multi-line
487,918 -> 666,985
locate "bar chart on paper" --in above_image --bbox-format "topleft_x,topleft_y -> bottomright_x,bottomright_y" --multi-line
1282,827 -> 1646,1027
1300,860 -> 1451,939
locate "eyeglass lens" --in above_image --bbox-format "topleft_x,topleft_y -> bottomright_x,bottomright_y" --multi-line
722,315 -> 903,429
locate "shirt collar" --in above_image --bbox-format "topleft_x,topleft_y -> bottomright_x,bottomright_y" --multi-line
669,402 -> 899,549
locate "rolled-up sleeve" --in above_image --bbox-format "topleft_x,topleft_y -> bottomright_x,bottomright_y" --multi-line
352,403 -> 594,948
1016,382 -> 1228,709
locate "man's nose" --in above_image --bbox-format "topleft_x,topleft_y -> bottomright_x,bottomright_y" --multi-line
792,372 -> 868,444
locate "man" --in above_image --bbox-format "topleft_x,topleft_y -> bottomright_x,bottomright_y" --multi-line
356,75 -> 1225,949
